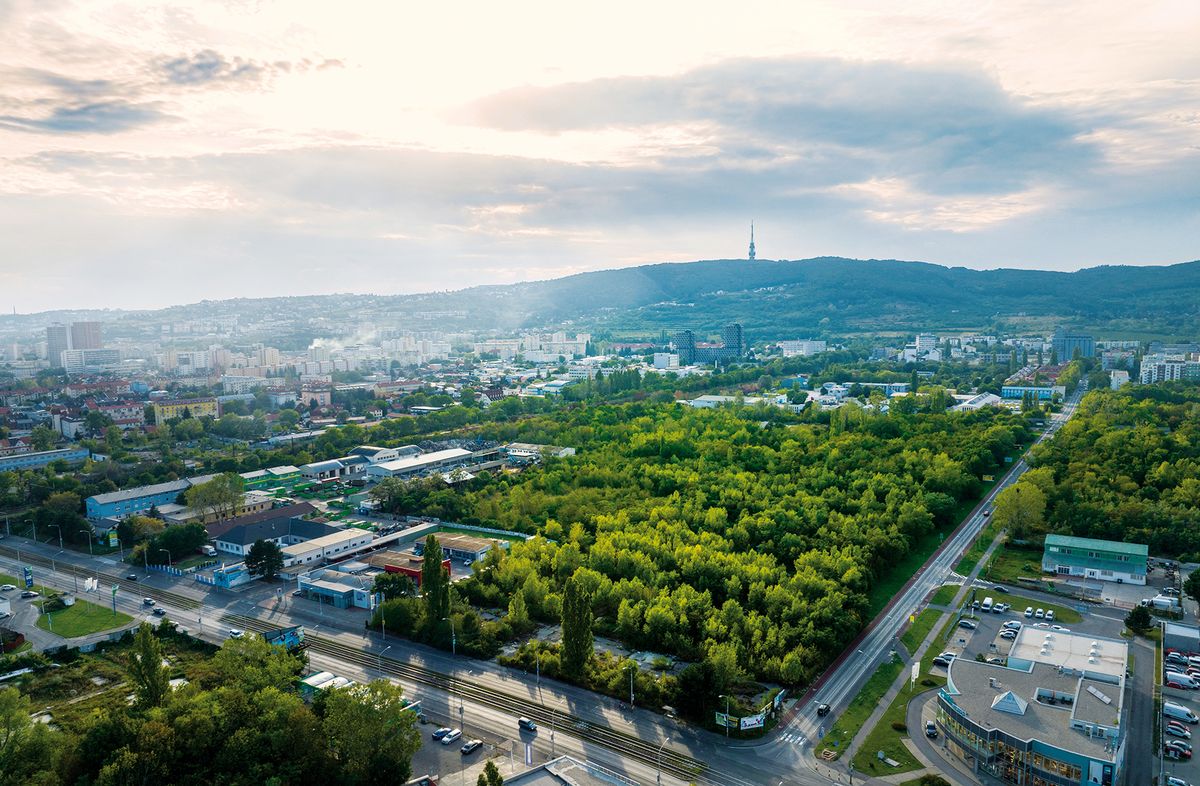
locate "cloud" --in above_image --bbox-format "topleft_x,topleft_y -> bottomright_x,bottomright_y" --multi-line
0,67 -> 169,134
158,49 -> 267,85
462,57 -> 1101,196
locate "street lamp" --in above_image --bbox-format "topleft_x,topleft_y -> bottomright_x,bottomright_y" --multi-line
655,736 -> 672,786
719,694 -> 732,738
158,548 -> 171,567
442,615 -> 456,656
49,524 -> 64,550
549,695 -> 567,758
78,529 -> 93,556
378,644 -> 392,676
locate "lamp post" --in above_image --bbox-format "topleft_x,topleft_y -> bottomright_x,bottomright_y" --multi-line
26,519 -> 35,543
378,644 -> 391,677
628,663 -> 635,708
51,524 -> 63,550
550,696 -> 567,758
78,529 -> 93,556
655,736 -> 672,786
442,615 -> 456,656
158,548 -> 170,568
720,694 -> 732,738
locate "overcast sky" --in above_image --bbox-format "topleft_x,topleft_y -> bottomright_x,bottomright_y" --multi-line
2,1 -> 1198,312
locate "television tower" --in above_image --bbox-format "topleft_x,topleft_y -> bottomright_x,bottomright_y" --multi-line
748,221 -> 756,261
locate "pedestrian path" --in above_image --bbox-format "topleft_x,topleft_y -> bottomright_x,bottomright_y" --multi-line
840,529 -> 1008,784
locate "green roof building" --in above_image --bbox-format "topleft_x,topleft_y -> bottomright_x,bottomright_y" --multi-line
1041,534 -> 1147,585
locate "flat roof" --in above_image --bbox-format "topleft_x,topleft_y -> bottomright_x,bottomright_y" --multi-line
1043,534 -> 1148,557
89,474 -> 215,505
1007,629 -> 1127,679
370,448 -> 472,472
282,528 -> 369,555
945,660 -> 1120,760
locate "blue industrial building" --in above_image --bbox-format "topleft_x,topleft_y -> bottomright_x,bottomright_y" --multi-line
85,475 -> 215,520
0,447 -> 91,472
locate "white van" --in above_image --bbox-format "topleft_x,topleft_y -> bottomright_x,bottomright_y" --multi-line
1164,702 -> 1199,724
1166,673 -> 1198,690
981,596 -> 994,612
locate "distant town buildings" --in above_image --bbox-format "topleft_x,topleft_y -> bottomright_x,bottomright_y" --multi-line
777,340 -> 827,357
673,323 -> 744,365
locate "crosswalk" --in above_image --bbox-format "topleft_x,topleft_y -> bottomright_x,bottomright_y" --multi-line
779,731 -> 808,745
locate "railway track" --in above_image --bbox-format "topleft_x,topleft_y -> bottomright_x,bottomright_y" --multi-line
1,545 -> 719,783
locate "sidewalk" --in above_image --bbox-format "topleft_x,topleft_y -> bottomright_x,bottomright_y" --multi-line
841,529 -> 1008,784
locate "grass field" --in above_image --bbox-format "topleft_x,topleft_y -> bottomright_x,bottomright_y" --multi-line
1000,595 -> 1083,625
818,657 -> 906,759
980,543 -> 1045,585
929,584 -> 960,607
953,520 -> 1002,576
900,609 -> 943,655
851,679 -> 932,775
918,616 -> 957,681
36,598 -> 133,638
0,572 -> 52,595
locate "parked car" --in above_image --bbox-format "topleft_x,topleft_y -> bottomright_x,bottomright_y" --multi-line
971,601 -> 980,610
1051,625 -> 1071,633
461,739 -> 483,755
1024,607 -> 1034,618
20,590 -> 38,599
1167,739 -> 1194,754
932,656 -> 953,668
1166,776 -> 1191,786
432,727 -> 452,740
1000,630 -> 1018,640
958,620 -> 977,630
441,729 -> 463,745
1168,721 -> 1193,739
0,584 -> 16,592
1035,608 -> 1045,619
1002,621 -> 1023,631
1045,609 -> 1055,621
1165,740 -> 1193,758
925,721 -> 938,738
518,717 -> 538,731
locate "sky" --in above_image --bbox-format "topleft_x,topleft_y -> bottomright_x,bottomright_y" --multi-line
2,1 -> 1199,312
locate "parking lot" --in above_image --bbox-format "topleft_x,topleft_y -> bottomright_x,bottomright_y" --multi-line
929,589 -> 1124,673
408,708 -> 537,782
1162,690 -> 1200,785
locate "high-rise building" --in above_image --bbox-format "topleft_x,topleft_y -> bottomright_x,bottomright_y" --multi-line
722,323 -> 745,356
70,321 -> 103,350
1051,330 -> 1095,360
45,323 -> 70,367
673,330 -> 697,365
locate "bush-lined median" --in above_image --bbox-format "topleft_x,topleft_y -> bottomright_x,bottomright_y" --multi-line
818,657 -> 906,760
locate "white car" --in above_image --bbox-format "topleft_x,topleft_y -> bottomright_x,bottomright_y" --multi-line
1024,607 -> 1034,618
0,584 -> 16,592
999,630 -> 1018,640
1002,621 -> 1023,631
441,728 -> 463,745
1035,608 -> 1045,619
228,629 -> 245,639
1045,609 -> 1055,621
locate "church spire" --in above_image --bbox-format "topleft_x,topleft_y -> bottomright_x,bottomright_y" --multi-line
748,221 -> 756,261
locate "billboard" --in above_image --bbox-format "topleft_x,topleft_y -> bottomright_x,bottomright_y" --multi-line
740,711 -> 767,730
22,566 -> 33,588
108,531 -> 119,548
714,712 -> 735,728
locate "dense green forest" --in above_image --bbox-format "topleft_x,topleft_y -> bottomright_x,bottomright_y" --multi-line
1023,383 -> 1200,559
0,625 -> 418,786
373,401 -> 1030,694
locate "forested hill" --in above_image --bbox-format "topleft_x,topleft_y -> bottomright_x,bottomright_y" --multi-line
478,257 -> 1200,337
6,257 -> 1200,339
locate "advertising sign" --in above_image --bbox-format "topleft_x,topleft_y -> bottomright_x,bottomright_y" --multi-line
23,566 -> 33,588
108,532 -> 119,548
740,711 -> 767,730
773,689 -> 787,710
714,712 -> 735,728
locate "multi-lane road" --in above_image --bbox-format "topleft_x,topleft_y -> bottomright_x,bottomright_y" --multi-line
1,389 -> 1085,786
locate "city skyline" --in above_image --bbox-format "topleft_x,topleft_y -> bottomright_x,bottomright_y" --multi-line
2,0 -> 1198,312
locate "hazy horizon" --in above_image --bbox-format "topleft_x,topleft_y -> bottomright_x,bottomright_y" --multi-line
3,1 -> 1198,312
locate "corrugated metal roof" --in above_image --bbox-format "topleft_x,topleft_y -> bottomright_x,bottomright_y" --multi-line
1044,534 -> 1148,557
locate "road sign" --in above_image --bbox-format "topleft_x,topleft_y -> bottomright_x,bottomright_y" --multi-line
22,566 -> 32,588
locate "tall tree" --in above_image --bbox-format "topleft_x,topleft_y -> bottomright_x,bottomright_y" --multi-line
420,535 -> 450,636
245,540 -> 285,580
1124,605 -> 1153,636
323,682 -> 420,786
184,472 -> 245,521
560,574 -> 594,680
0,687 -> 60,784
127,624 -> 171,708
372,572 -> 415,601
991,482 -> 1046,540
1183,571 -> 1200,611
